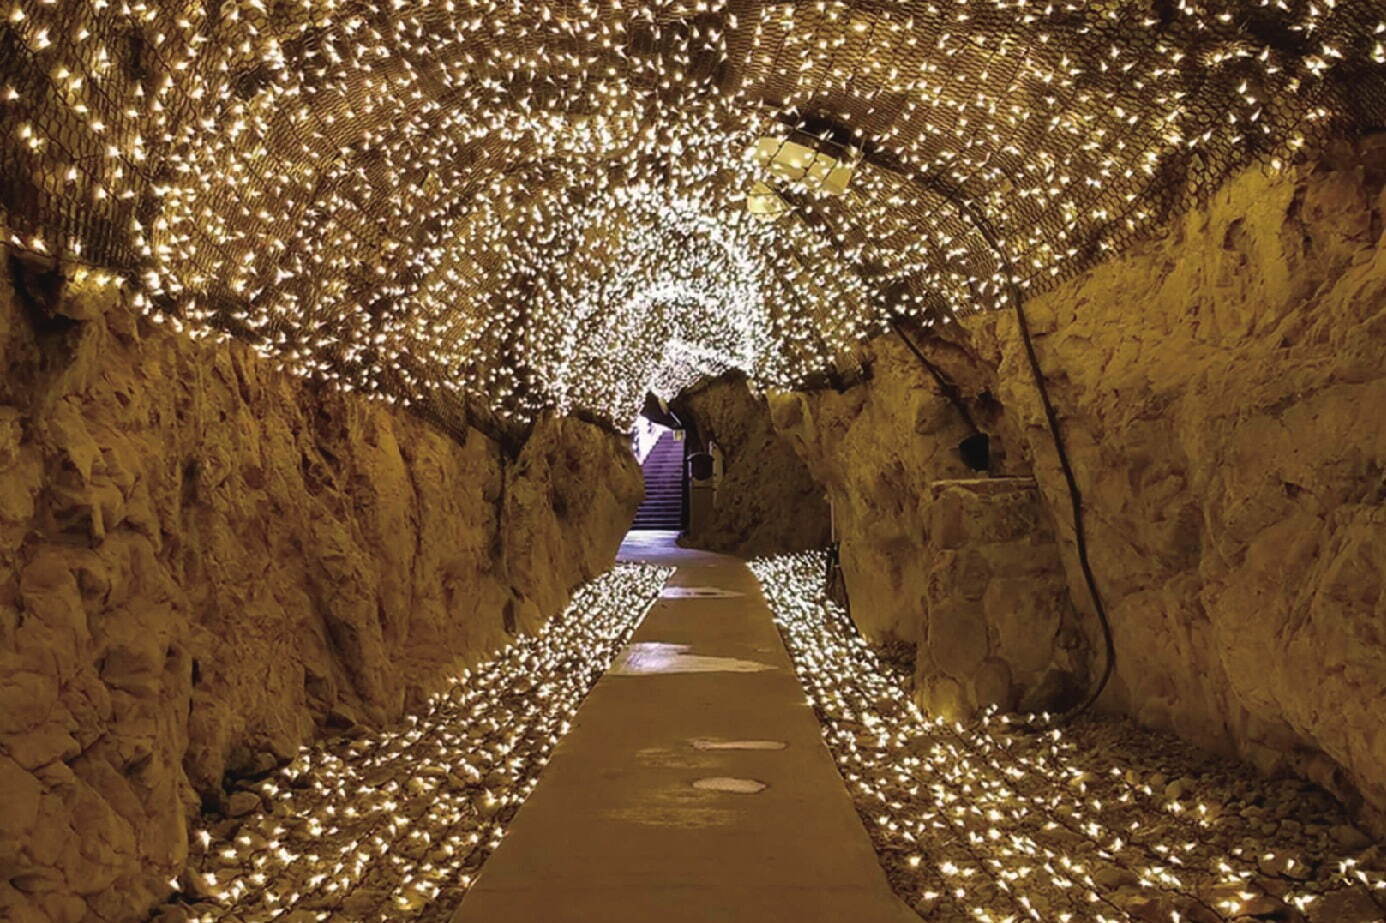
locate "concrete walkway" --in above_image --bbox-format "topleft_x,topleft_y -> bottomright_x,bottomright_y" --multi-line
452,532 -> 917,922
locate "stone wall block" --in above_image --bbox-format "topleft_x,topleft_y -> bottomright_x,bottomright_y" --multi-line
985,578 -> 1062,679
917,479 -> 1086,720
972,657 -> 1016,712
769,332 -> 1025,644
924,489 -> 968,550
920,674 -> 966,722
925,598 -> 989,676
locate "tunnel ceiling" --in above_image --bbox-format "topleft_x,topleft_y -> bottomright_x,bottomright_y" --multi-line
2,0 -> 1384,429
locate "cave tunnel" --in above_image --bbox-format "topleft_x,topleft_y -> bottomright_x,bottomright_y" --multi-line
2,1 -> 1386,920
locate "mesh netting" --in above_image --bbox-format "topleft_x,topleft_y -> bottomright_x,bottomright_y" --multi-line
1,0 -> 1383,428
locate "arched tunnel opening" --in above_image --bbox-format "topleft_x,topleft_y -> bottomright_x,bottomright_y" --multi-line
1,1 -> 1385,920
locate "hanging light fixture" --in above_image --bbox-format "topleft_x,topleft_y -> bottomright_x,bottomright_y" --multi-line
745,131 -> 858,220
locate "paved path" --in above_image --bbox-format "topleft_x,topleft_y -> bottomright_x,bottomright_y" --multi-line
452,532 -> 916,923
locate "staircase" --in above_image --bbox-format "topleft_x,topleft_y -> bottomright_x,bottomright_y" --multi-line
631,432 -> 685,530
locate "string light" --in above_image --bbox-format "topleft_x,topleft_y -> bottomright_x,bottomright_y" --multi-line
171,563 -> 670,922
1,1 -> 1383,427
750,552 -> 1386,923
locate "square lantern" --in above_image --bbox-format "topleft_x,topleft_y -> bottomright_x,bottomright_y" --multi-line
745,132 -> 857,220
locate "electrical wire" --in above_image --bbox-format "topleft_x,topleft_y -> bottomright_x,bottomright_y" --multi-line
927,188 -> 1118,718
888,315 -> 981,436
1007,290 -> 1116,717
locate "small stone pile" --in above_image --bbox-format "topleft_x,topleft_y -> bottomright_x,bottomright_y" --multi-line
148,564 -> 671,923
751,552 -> 1385,923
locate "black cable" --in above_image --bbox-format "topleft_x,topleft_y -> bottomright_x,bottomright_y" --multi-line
824,137 -> 1116,713
893,284 -> 1115,716
1001,267 -> 1116,718
920,186 -> 1117,718
887,315 -> 981,435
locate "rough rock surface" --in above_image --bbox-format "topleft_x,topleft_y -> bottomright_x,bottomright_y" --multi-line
918,478 -> 1088,719
673,373 -> 829,557
0,256 -> 642,922
757,552 -> 1386,923
768,333 -> 1028,645
774,136 -> 1386,833
967,135 -> 1386,832
156,565 -> 669,923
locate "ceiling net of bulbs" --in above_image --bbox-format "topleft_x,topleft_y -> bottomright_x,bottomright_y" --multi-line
2,0 -> 1384,429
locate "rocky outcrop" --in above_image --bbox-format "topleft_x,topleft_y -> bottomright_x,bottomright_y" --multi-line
673,373 -> 829,557
773,135 -> 1386,832
970,135 -> 1386,831
769,333 -> 1026,644
0,256 -> 642,922
918,478 -> 1089,719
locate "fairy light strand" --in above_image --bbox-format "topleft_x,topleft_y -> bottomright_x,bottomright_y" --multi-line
170,563 -> 671,922
1,1 -> 1383,428
750,552 -> 1386,923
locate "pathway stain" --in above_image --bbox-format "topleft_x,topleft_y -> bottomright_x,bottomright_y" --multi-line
692,776 -> 768,794
609,642 -> 774,675
635,746 -> 717,769
605,805 -> 739,828
691,738 -> 787,751
457,538 -> 920,923
660,585 -> 745,598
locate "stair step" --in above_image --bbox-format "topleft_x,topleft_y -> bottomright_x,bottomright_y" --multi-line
634,431 -> 684,529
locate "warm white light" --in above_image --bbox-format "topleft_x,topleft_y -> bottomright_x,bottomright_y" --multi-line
178,564 -> 670,919
2,0 -> 1378,425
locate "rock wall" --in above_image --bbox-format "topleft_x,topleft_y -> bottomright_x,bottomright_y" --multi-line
769,333 -> 1027,644
773,135 -> 1386,832
673,373 -> 830,557
0,256 -> 642,923
971,135 -> 1386,831
918,478 -> 1088,719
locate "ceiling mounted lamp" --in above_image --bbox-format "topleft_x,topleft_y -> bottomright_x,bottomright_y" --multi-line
744,131 -> 857,220
745,180 -> 791,219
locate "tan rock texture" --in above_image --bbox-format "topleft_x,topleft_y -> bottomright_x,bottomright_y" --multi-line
768,333 -> 1028,645
919,478 -> 1089,719
673,373 -> 830,557
0,256 -> 642,922
776,135 -> 1386,832
969,135 -> 1386,831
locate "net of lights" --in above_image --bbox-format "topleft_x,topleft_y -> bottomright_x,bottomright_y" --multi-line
748,552 -> 1386,923
171,563 -> 671,922
2,1 -> 1384,428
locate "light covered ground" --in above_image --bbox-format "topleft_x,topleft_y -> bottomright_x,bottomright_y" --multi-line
452,537 -> 916,923
153,549 -> 1384,923
157,564 -> 670,923
751,552 -> 1386,923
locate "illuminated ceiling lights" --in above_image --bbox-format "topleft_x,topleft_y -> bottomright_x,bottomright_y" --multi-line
0,1 -> 1383,429
745,132 -> 859,221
